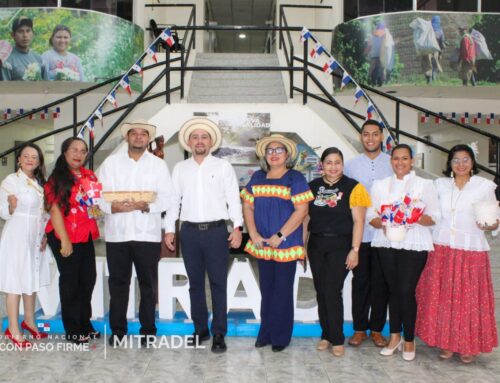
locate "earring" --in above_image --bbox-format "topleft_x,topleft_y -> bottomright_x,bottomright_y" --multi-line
450,171 -> 454,179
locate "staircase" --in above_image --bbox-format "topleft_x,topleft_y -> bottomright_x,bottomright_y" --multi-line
188,53 -> 287,103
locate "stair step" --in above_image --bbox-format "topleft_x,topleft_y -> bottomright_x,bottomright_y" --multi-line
188,53 -> 287,104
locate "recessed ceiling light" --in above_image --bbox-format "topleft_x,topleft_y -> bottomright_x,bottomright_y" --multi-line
239,33 -> 246,39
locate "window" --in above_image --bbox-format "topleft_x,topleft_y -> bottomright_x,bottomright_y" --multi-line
482,0 -> 500,12
385,0 -> 412,12
61,0 -> 133,21
418,0 -> 477,12
1,0 -> 57,6
359,0 -> 383,16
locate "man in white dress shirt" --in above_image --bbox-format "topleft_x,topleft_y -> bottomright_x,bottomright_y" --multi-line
344,119 -> 393,348
98,119 -> 172,347
165,118 -> 243,353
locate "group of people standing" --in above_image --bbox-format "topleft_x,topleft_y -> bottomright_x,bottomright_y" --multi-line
1,17 -> 84,81
0,118 -> 497,363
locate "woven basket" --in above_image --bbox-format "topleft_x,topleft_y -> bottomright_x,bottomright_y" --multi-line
102,191 -> 157,203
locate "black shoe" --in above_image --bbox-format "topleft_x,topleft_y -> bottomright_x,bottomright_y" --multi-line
186,330 -> 210,347
255,340 -> 268,348
211,334 -> 227,353
272,345 -> 286,352
141,334 -> 156,347
88,331 -> 101,339
108,333 -> 125,347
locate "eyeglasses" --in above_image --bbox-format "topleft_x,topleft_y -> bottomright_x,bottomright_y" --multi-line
265,147 -> 286,155
451,157 -> 471,165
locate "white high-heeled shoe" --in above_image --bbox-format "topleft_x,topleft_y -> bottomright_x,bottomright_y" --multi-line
402,341 -> 416,361
380,338 -> 403,356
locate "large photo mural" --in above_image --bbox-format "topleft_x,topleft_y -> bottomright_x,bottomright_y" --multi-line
332,12 -> 499,87
0,8 -> 143,84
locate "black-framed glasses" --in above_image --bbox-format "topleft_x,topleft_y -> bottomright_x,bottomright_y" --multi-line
265,147 -> 286,156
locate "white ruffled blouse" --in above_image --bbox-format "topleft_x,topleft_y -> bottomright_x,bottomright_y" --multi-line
432,176 -> 497,251
367,171 -> 441,251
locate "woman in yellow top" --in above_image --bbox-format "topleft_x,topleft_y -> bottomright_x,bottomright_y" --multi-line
304,147 -> 371,357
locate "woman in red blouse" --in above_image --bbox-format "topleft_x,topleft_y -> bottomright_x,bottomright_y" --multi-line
45,137 -> 100,344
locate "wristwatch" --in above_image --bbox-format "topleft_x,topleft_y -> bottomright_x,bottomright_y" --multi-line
277,231 -> 287,242
351,246 -> 359,252
234,226 -> 243,232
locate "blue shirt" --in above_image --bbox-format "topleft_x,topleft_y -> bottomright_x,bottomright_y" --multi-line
344,152 -> 393,242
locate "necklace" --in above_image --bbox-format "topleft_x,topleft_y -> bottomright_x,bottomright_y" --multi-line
322,175 -> 342,186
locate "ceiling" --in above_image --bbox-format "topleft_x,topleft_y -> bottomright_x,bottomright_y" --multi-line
206,0 -> 275,53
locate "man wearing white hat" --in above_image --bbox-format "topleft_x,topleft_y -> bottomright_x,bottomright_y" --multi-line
165,118 -> 243,353
98,119 -> 173,347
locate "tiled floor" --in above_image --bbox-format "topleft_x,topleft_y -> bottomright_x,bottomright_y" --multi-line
0,233 -> 499,382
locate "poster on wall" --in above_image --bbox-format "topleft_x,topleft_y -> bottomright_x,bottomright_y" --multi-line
332,12 -> 499,87
0,8 -> 143,87
193,112 -> 271,165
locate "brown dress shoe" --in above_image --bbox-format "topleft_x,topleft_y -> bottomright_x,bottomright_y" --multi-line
348,331 -> 367,346
332,345 -> 345,357
370,332 -> 388,347
316,339 -> 330,351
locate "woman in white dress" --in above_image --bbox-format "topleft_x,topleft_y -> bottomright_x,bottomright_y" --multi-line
0,143 -> 50,347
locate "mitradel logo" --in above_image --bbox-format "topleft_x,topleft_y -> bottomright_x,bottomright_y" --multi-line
108,335 -> 206,350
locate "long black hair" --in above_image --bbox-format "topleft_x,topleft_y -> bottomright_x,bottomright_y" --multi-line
443,144 -> 479,177
46,137 -> 88,215
16,142 -> 46,186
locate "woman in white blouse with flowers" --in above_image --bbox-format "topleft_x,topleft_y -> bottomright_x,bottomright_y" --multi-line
416,144 -> 498,363
367,144 -> 440,361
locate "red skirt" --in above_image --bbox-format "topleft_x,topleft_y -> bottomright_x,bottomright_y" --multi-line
416,244 -> 498,355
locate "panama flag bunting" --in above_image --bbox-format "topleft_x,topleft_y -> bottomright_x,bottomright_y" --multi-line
106,91 -> 118,108
17,108 -> 25,116
132,61 -> 143,77
460,112 -> 469,124
385,134 -> 394,153
160,28 -> 175,47
300,27 -> 311,43
354,86 -> 364,104
95,106 -> 104,126
450,112 -> 457,121
486,113 -> 495,125
3,108 -> 11,119
40,108 -> 48,120
473,112 -> 482,124
435,112 -> 443,124
87,118 -> 95,139
340,72 -> 352,89
52,107 -> 60,119
119,75 -> 132,96
322,57 -> 339,74
367,103 -> 376,119
420,112 -> 429,123
310,42 -> 325,59
28,109 -> 36,120
146,44 -> 158,63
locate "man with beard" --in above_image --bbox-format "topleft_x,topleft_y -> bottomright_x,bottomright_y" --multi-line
98,119 -> 173,347
165,118 -> 243,353
344,119 -> 393,348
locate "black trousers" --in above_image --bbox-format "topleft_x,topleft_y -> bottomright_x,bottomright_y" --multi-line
106,241 -> 160,336
377,247 -> 428,341
48,231 -> 96,339
180,223 -> 229,336
351,242 -> 389,332
308,234 -> 351,346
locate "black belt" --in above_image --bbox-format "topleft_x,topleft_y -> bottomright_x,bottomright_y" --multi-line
311,232 -> 351,238
184,220 -> 226,231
